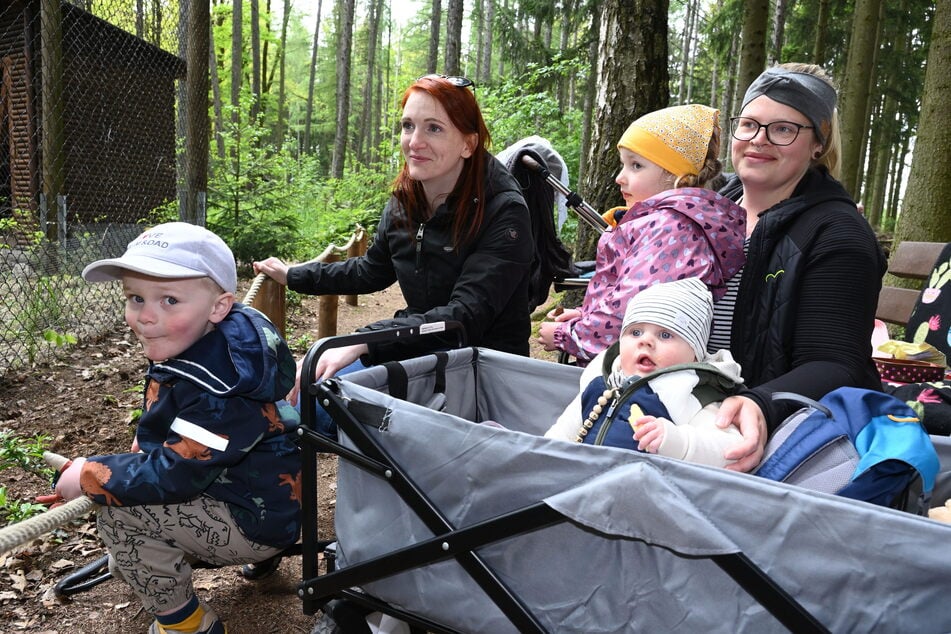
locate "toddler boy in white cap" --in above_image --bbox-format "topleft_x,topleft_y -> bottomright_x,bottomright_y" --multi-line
50,222 -> 302,634
547,278 -> 746,467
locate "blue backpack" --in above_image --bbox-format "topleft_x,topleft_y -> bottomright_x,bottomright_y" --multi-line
754,387 -> 940,515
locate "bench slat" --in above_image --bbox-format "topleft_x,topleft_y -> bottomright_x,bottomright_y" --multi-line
887,241 -> 946,280
876,287 -> 922,326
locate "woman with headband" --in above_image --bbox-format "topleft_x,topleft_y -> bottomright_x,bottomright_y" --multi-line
711,63 -> 886,472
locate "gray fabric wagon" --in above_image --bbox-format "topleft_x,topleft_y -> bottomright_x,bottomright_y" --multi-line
297,325 -> 951,633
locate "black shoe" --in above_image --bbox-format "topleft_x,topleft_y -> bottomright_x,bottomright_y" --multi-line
240,553 -> 283,580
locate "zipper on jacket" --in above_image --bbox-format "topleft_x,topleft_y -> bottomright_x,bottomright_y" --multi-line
415,223 -> 425,273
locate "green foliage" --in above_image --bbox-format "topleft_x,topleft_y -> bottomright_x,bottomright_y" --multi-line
0,487 -> 50,524
2,275 -> 77,365
207,107 -> 303,271
294,157 -> 395,259
0,430 -> 52,477
479,61 -> 585,174
0,216 -> 44,249
0,430 -> 53,523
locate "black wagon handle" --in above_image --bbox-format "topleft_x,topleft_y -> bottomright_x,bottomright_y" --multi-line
300,320 -> 467,395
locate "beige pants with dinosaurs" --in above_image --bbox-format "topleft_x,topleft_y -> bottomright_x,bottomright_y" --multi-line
97,495 -> 282,613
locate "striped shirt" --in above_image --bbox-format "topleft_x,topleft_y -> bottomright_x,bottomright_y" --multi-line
708,238 -> 749,354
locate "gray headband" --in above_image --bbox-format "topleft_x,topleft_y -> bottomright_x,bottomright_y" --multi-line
741,68 -> 837,145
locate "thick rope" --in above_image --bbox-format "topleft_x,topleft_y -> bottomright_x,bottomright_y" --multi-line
242,272 -> 268,306
0,452 -> 98,556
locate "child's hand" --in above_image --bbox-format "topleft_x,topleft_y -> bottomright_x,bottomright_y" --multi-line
632,416 -> 664,453
53,457 -> 87,501
34,492 -> 65,508
536,322 -> 560,350
130,436 -> 140,453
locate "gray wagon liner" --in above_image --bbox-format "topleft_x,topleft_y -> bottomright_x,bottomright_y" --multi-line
298,336 -> 951,633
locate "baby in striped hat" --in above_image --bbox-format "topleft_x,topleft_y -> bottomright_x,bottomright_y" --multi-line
546,278 -> 746,467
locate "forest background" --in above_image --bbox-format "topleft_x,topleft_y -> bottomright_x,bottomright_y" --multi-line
120,0 -> 948,270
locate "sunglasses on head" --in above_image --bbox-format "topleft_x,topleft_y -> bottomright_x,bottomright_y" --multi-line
417,74 -> 475,89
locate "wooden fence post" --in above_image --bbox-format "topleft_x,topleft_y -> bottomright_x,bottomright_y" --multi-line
317,252 -> 339,339
345,228 -> 367,307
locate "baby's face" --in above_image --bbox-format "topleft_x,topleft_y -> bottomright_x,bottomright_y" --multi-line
619,322 -> 696,376
122,273 -> 226,362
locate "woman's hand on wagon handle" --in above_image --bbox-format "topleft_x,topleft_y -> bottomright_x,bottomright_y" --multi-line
286,344 -> 369,406
253,257 -> 290,286
716,395 -> 768,473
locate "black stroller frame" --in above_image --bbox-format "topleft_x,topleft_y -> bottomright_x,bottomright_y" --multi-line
296,324 -> 829,633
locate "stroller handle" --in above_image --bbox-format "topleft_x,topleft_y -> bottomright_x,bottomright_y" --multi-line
520,154 -> 608,233
300,321 -> 468,394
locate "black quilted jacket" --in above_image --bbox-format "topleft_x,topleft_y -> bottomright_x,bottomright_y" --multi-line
720,167 -> 887,429
287,156 -> 533,363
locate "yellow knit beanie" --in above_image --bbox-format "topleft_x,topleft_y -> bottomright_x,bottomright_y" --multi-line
617,104 -> 719,178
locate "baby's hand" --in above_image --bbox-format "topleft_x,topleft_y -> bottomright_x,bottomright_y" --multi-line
632,416 -> 664,453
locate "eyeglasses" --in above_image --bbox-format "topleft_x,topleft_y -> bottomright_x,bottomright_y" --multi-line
417,74 -> 475,89
729,116 -> 813,146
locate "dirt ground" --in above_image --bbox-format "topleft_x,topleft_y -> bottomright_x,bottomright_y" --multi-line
0,283 -> 559,633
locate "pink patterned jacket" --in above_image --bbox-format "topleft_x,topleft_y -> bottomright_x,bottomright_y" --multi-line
552,188 -> 746,363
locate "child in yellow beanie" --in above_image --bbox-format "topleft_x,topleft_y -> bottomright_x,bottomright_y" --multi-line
537,104 -> 746,365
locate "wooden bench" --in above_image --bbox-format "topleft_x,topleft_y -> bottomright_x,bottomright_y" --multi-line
876,241 -> 948,326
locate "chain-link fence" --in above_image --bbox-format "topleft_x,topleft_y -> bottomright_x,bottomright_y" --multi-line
0,0 -> 184,374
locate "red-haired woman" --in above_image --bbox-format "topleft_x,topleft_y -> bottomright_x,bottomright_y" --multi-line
254,75 -> 533,406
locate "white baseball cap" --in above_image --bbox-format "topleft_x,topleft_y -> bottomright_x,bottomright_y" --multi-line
82,222 -> 237,293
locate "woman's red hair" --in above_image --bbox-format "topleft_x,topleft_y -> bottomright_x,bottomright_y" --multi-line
393,76 -> 491,248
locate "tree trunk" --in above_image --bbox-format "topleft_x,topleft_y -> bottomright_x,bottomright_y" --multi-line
209,20 -> 225,160
813,0 -> 829,63
558,0 -> 574,109
231,0 -> 242,124
577,0 -> 669,266
304,0 -> 323,155
577,0 -> 601,188
479,0 -> 494,85
250,0 -> 262,122
839,0 -> 883,198
445,0 -> 464,75
185,0 -> 210,225
735,0 -> 768,107
769,0 -> 791,65
428,0 -> 442,73
865,110 -> 892,229
274,0 -> 291,150
720,32 -> 739,168
331,0 -> 356,178
358,0 -> 383,163
886,134 -> 909,226
677,0 -> 696,103
895,0 -> 951,243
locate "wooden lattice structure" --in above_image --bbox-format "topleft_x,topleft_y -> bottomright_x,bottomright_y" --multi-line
0,0 -> 185,243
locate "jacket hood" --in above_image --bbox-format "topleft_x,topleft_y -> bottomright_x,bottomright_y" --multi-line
625,187 -> 747,288
150,303 -> 296,401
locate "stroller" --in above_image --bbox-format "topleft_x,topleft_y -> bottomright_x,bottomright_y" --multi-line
297,325 -> 951,633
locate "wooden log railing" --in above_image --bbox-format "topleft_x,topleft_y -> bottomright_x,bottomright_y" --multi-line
244,225 -> 368,341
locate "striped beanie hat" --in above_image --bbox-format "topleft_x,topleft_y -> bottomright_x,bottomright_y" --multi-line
621,278 -> 713,362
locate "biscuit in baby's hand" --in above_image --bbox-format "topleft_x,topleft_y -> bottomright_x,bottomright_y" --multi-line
628,405 -> 645,432
929,499 -> 951,523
